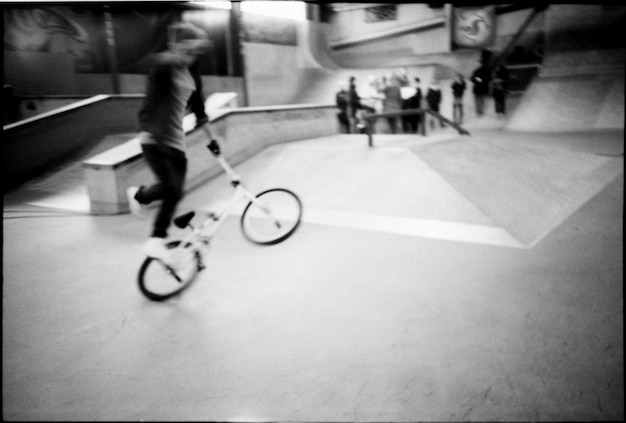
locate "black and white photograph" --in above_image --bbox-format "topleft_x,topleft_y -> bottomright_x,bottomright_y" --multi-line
3,2 -> 624,421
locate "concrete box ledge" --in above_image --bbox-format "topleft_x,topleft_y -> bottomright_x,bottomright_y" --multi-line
83,102 -> 337,214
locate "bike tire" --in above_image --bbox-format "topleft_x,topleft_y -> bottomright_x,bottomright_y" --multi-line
240,188 -> 303,245
137,241 -> 201,301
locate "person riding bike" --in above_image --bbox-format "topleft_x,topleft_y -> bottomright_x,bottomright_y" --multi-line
127,21 -> 213,265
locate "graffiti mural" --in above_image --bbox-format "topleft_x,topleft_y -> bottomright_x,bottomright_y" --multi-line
3,5 -> 229,75
4,6 -> 109,72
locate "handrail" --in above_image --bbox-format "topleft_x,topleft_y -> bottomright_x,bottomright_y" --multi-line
362,108 -> 470,147
3,94 -> 110,131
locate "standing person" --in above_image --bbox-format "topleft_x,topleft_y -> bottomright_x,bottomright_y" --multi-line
126,21 -> 212,264
492,65 -> 509,118
451,73 -> 466,124
335,81 -> 350,133
359,75 -> 379,113
402,77 -> 422,134
378,75 -> 388,93
426,79 -> 444,129
382,74 -> 403,134
400,79 -> 416,133
347,76 -> 362,133
359,75 -> 384,133
397,67 -> 410,87
414,77 -> 426,134
471,63 -> 490,116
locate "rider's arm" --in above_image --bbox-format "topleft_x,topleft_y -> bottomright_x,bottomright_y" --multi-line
201,122 -> 215,141
188,60 -> 209,127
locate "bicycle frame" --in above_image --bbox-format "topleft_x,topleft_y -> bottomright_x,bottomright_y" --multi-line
138,130 -> 303,300
176,139 -> 274,250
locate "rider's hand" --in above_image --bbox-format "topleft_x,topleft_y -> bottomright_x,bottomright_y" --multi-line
206,139 -> 221,156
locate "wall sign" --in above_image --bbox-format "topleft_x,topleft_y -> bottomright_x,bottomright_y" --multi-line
452,6 -> 496,49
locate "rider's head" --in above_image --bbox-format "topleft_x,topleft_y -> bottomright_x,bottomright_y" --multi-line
167,21 -> 212,57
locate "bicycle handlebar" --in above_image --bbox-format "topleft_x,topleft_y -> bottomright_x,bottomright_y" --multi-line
200,125 -> 221,156
207,139 -> 221,156
200,125 -> 240,185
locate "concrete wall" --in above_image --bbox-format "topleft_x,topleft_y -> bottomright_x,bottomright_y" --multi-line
320,5 -> 546,71
2,95 -> 144,192
544,4 -> 626,51
506,5 -> 625,132
327,3 -> 445,50
187,105 -> 339,191
243,42 -> 301,106
83,104 -> 338,214
506,72 -> 624,132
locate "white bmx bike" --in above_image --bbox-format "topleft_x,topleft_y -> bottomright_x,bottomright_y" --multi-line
137,138 -> 303,301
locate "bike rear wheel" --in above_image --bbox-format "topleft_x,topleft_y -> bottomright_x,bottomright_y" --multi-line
241,188 -> 303,245
137,241 -> 201,301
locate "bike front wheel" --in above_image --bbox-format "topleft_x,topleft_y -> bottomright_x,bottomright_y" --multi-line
241,188 -> 303,245
137,241 -> 201,301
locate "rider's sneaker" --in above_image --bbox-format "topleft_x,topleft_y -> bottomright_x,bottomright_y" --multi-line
142,237 -> 171,263
127,186 -> 146,219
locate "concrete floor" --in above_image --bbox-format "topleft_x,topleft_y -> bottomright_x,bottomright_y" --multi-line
2,121 -> 624,421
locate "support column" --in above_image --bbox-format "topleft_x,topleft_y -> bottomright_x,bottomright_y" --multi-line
103,5 -> 120,94
229,2 -> 248,106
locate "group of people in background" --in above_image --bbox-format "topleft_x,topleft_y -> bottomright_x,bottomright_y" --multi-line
470,62 -> 510,120
336,64 -> 509,134
336,68 -> 443,135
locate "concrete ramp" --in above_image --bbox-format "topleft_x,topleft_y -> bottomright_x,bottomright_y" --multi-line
293,23 -> 374,105
300,22 -> 340,71
292,22 -> 439,105
416,131 -> 624,247
595,75 -> 625,129
190,130 -> 623,249
506,71 -> 624,132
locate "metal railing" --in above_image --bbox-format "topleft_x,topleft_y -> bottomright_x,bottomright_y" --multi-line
362,108 -> 470,147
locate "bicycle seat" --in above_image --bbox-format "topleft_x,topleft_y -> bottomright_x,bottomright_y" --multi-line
173,211 -> 195,229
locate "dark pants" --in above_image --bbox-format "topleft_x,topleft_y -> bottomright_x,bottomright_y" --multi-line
453,98 -> 464,124
337,111 -> 349,133
386,116 -> 399,134
494,90 -> 506,114
474,93 -> 486,115
403,114 -> 421,133
136,143 -> 187,238
428,105 -> 445,128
